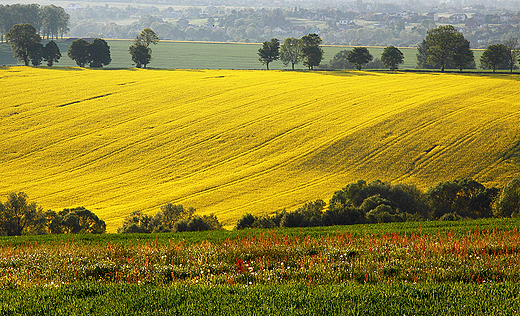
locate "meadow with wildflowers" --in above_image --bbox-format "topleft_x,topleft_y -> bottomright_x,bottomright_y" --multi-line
1,67 -> 519,232
1,219 -> 520,314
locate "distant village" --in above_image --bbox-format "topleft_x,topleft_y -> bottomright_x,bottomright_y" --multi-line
65,1 -> 520,48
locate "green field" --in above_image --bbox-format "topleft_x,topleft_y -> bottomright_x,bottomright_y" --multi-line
0,40 -> 485,70
2,282 -> 520,315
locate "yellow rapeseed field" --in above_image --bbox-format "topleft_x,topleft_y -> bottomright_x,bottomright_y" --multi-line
1,67 -> 519,231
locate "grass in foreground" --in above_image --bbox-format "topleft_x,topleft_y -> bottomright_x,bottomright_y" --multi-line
1,282 -> 519,315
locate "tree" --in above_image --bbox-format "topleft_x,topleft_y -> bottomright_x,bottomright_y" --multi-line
380,45 -> 403,70
58,207 -> 106,234
129,28 -> 159,68
43,40 -> 61,66
68,38 -> 111,68
258,38 -> 280,70
280,37 -> 301,70
129,43 -> 152,68
234,213 -> 257,229
452,38 -> 474,71
300,33 -> 323,70
504,36 -> 520,73
425,178 -> 496,219
480,44 -> 509,72
416,39 -> 433,69
117,210 -> 153,233
88,38 -> 111,68
5,23 -> 41,66
68,38 -> 90,67
41,210 -> 63,234
347,47 -> 373,70
117,204 -> 221,233
28,42 -> 44,66
494,178 -> 520,218
136,28 -> 160,47
0,192 -> 39,236
324,50 -> 354,69
41,5 -> 68,40
154,203 -> 195,231
417,25 -> 471,72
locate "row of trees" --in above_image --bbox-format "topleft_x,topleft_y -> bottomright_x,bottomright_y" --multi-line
6,23 -> 161,69
0,4 -> 69,42
258,33 -> 324,70
117,203 -> 222,233
6,23 -> 520,72
259,35 -> 405,71
5,23 -> 110,68
69,28 -> 161,68
0,191 -> 223,235
417,25 -> 520,72
259,27 -> 520,72
68,38 -> 111,68
235,178 -> 520,229
0,192 -> 105,236
5,24 -> 61,66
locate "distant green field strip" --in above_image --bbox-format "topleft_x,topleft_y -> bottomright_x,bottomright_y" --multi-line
0,40 -> 485,70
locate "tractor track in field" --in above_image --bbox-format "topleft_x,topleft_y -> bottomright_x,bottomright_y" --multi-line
24,80 -> 344,199
151,89 -> 431,207
394,103 -> 520,183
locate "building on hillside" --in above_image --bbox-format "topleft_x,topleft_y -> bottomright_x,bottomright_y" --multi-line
427,12 -> 438,21
449,13 -> 467,23
67,3 -> 82,11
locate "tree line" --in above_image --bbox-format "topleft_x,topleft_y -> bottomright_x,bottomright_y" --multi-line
0,4 -> 69,42
0,191 -> 223,236
5,23 -> 159,68
235,178 -> 520,229
258,33 -> 405,71
117,204 -> 222,233
0,192 -> 105,236
2,177 -> 518,235
260,26 -> 520,72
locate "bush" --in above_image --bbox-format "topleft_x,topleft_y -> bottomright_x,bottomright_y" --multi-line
119,205 -> 222,233
322,206 -> 365,226
366,204 -> 401,223
426,178 -> 498,219
280,200 -> 325,227
234,213 -> 257,230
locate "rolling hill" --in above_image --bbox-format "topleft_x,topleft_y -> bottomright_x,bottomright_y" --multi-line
1,67 -> 519,231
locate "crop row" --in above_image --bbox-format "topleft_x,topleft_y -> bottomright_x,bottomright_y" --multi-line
2,227 -> 520,288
